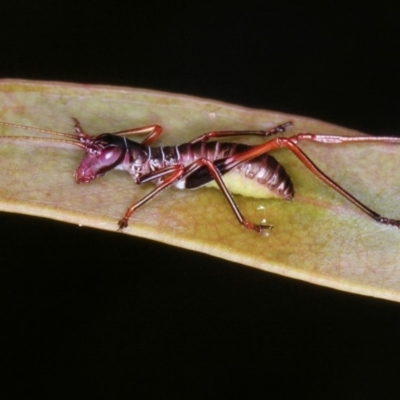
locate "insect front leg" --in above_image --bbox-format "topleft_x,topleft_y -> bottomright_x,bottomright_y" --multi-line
72,117 -> 163,146
113,125 -> 163,146
189,121 -> 292,144
118,165 -> 185,230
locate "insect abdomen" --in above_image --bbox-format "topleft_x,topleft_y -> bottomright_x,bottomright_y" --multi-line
200,154 -> 294,200
179,142 -> 294,200
228,154 -> 294,199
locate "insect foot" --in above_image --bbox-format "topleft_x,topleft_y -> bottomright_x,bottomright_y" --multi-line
117,217 -> 129,232
242,220 -> 273,233
375,216 -> 400,228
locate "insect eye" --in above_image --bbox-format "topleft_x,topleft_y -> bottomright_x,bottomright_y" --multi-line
99,146 -> 122,166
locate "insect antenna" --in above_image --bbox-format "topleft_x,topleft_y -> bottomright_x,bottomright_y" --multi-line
0,120 -> 86,149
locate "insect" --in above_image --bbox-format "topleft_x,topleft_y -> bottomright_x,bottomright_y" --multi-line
1,118 -> 400,233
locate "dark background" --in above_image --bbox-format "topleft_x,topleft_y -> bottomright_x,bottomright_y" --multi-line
1,3 -> 399,398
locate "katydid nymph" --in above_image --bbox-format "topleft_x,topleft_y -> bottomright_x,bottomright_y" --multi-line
1,119 -> 400,232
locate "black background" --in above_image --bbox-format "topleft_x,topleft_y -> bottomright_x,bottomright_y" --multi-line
1,3 -> 400,398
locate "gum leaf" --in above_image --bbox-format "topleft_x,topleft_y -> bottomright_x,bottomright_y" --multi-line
1,79 -> 400,301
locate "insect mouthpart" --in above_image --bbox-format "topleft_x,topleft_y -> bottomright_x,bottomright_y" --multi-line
74,164 -> 103,183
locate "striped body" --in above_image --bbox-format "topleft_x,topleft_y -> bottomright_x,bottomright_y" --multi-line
120,139 -> 294,200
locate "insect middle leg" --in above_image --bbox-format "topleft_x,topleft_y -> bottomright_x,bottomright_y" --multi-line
183,158 -> 273,232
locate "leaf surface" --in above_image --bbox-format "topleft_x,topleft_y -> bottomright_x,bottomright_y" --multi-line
1,79 -> 400,301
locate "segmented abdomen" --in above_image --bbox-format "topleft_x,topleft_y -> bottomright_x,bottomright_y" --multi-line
234,151 -> 294,200
150,141 -> 294,200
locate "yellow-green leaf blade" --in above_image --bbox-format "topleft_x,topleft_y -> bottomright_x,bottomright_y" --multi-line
1,79 -> 400,301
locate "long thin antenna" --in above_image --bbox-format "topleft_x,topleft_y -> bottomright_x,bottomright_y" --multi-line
0,121 -> 85,149
0,135 -> 85,148
0,121 -> 79,140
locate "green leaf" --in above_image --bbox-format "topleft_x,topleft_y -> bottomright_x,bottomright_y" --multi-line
1,79 -> 400,301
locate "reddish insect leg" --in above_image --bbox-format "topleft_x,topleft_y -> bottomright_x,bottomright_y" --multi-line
185,158 -> 272,232
223,133 -> 400,228
118,125 -> 162,146
72,117 -> 162,146
189,121 -> 293,144
118,164 -> 185,230
168,158 -> 272,232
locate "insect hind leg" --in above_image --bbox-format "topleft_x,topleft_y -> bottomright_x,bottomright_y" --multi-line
278,135 -> 400,228
227,133 -> 400,229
